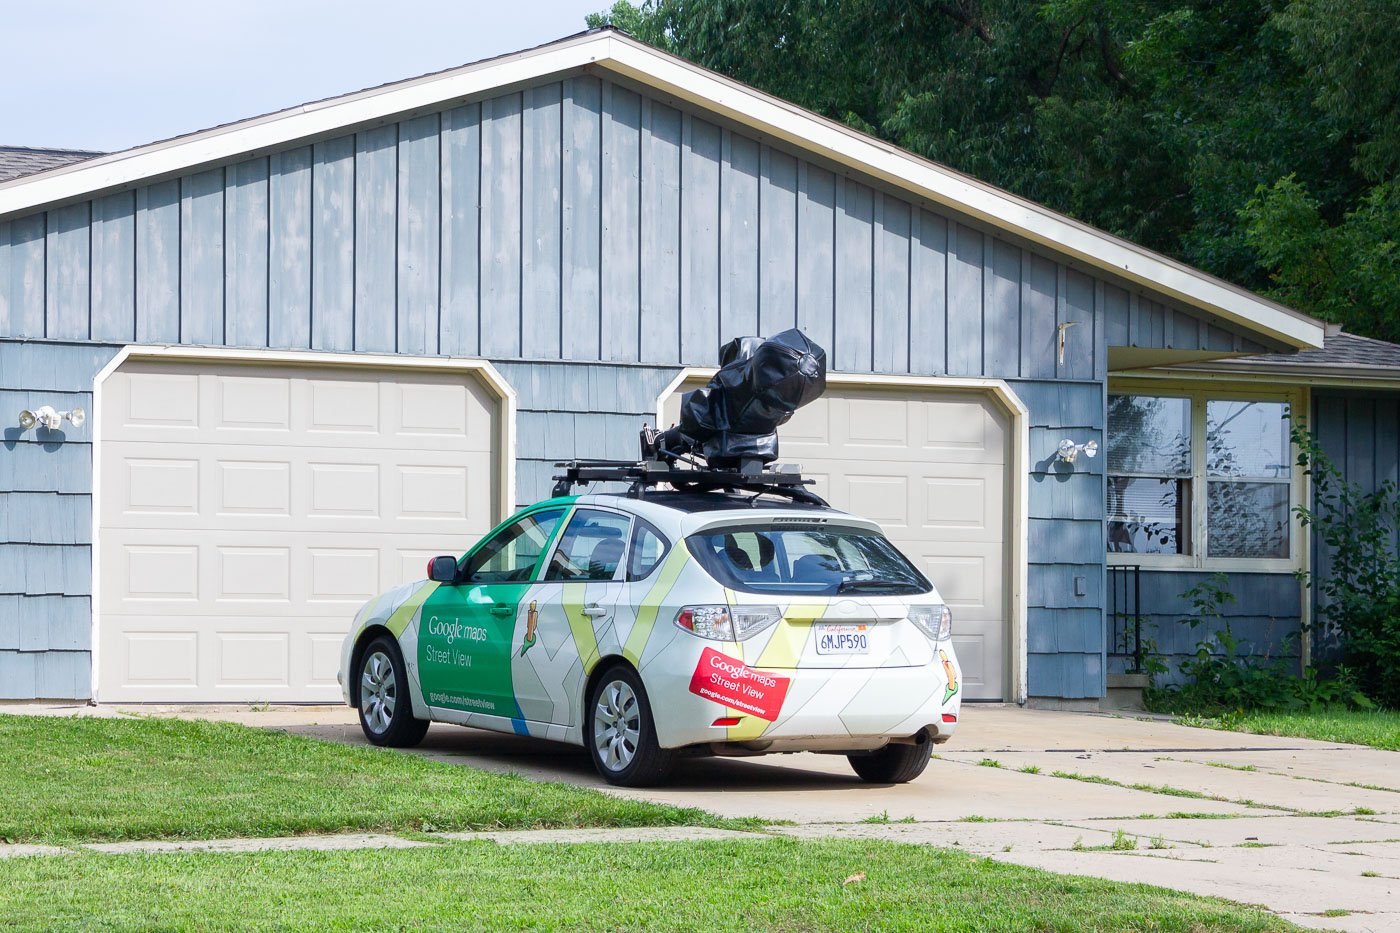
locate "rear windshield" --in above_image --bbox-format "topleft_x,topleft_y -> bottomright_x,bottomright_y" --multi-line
686,523 -> 931,596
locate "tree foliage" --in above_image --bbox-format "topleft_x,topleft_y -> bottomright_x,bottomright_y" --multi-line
586,0 -> 1400,339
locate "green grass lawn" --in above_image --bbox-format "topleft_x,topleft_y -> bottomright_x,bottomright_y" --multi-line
1182,708 -> 1400,751
0,838 -> 1297,932
0,715 -> 746,844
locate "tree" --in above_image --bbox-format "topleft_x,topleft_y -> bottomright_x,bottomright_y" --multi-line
585,0 -> 1399,339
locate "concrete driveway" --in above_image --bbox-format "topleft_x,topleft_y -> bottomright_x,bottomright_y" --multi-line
65,702 -> 1400,931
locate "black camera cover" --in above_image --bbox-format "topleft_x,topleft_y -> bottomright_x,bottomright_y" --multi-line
674,328 -> 827,469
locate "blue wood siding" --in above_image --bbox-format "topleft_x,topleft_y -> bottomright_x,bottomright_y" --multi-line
0,341 -> 118,698
1310,389 -> 1400,661
0,76 -> 1273,370
1125,570 -> 1302,681
497,362 -> 681,508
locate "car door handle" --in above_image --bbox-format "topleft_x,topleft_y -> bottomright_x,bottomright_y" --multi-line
491,604 -> 514,616
581,604 -> 608,618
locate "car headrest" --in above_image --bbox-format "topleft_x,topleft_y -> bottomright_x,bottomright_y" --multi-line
723,532 -> 774,571
588,537 -> 624,576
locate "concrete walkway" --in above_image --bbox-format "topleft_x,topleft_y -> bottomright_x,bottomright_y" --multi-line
10,701 -> 1398,931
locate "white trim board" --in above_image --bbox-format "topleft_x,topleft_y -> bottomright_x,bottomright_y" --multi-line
0,30 -> 1322,352
88,345 -> 518,703
657,368 -> 1031,706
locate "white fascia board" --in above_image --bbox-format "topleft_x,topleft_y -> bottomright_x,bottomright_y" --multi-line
0,29 -> 1323,352
599,35 -> 1324,351
0,33 -> 608,218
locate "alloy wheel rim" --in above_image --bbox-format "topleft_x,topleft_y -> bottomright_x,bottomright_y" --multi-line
360,651 -> 397,734
592,679 -> 641,771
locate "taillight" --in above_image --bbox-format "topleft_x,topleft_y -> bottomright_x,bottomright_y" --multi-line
908,605 -> 953,640
942,713 -> 957,723
712,717 -> 742,727
675,605 -> 781,641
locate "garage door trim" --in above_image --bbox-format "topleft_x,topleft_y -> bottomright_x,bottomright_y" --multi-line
90,345 -> 517,702
657,368 -> 1029,705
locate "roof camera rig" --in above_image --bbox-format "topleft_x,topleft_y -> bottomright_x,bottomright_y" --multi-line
552,328 -> 829,506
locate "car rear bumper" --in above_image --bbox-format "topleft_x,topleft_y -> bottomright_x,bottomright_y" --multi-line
644,642 -> 961,751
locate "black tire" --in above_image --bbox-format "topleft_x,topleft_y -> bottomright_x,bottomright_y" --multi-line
847,734 -> 933,784
586,664 -> 675,786
357,636 -> 430,748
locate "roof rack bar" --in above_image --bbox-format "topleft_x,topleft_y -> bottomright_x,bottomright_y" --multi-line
550,459 -> 828,507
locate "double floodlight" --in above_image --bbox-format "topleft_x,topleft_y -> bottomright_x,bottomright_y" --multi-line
17,405 -> 85,431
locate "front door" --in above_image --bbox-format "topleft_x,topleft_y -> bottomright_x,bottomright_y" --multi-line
512,508 -> 632,727
418,508 -> 566,720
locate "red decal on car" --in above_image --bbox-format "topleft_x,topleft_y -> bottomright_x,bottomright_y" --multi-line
688,647 -> 791,722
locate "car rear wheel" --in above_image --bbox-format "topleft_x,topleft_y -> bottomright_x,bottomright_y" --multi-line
587,664 -> 674,787
358,636 -> 429,748
847,734 -> 933,784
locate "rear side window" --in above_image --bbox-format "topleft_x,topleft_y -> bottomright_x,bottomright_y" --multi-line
544,509 -> 632,581
686,524 -> 930,596
627,520 -> 670,581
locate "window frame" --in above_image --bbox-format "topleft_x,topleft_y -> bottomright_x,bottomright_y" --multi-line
536,505 -> 635,584
456,506 -> 569,585
1107,380 -> 1306,573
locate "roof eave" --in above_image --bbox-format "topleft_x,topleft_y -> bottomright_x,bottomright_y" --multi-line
0,29 -> 1325,352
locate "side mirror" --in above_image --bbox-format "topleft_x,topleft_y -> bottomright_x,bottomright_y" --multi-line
426,555 -> 459,584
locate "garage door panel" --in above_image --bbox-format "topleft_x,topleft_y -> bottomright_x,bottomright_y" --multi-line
217,376 -> 292,431
216,546 -> 291,602
117,631 -> 199,686
216,632 -> 290,686
922,399 -> 1005,455
308,379 -> 381,434
217,460 -> 292,516
99,361 -> 501,702
308,463 -> 380,517
666,379 -> 1010,700
123,371 -> 200,429
123,458 -> 200,514
915,544 -> 1003,616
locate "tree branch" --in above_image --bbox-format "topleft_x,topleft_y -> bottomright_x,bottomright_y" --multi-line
934,1 -> 993,45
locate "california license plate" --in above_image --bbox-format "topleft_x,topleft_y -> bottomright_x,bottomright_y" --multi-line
815,623 -> 870,655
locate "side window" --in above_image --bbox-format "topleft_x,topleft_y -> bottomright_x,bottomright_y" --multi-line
462,509 -> 565,583
544,509 -> 632,581
627,520 -> 671,581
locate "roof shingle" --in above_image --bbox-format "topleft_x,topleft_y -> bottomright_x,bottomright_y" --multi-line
0,146 -> 103,183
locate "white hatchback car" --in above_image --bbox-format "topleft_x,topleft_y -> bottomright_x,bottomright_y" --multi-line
340,488 -> 962,786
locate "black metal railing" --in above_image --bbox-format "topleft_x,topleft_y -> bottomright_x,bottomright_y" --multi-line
1108,564 -> 1143,673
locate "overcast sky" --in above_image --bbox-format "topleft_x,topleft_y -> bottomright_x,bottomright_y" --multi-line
5,0 -> 607,152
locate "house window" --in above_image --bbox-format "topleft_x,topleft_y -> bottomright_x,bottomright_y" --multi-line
1108,387 -> 1297,568
1107,395 -> 1192,554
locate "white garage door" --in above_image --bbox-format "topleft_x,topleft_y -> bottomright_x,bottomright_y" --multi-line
665,383 -> 1009,700
97,360 -> 502,702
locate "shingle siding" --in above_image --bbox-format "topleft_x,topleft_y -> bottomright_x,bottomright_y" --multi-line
0,340 -> 118,698
1011,379 -> 1107,699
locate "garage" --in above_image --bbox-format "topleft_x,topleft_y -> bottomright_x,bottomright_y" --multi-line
663,377 -> 1016,701
95,355 -> 508,702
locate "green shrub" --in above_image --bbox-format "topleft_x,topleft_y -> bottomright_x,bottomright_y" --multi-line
1143,575 -> 1370,716
1294,427 -> 1400,707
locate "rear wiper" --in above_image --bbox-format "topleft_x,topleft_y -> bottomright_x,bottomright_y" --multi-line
836,580 -> 918,593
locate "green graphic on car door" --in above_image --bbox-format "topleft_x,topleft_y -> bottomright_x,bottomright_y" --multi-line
417,507 -> 566,729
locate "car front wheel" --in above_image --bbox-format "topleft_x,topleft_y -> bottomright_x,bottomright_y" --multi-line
358,636 -> 430,748
586,664 -> 674,787
847,734 -> 933,783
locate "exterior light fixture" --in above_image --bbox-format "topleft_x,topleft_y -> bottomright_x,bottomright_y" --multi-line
17,405 -> 85,431
1056,438 -> 1098,463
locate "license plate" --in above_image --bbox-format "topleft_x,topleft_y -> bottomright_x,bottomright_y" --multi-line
815,623 -> 870,655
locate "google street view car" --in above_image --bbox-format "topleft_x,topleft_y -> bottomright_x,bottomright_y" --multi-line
340,330 -> 961,786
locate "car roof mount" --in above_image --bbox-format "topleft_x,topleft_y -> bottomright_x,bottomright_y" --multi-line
550,456 -> 829,507
552,329 -> 831,507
